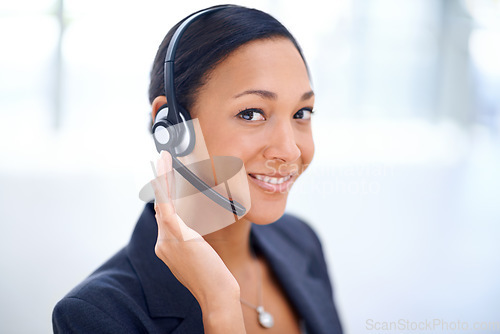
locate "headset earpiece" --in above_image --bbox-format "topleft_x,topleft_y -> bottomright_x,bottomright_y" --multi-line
153,104 -> 177,153
149,4 -> 245,216
152,103 -> 195,157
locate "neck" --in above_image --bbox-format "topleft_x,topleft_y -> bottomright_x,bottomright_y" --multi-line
203,217 -> 255,274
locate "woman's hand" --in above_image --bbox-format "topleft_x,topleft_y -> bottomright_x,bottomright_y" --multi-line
151,151 -> 246,333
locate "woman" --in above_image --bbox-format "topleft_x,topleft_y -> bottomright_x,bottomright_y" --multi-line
53,5 -> 342,334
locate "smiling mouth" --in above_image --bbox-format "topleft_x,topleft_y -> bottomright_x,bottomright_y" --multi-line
247,172 -> 297,195
248,173 -> 293,185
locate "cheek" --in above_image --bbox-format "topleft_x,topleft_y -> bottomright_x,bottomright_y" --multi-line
298,132 -> 315,169
202,125 -> 261,162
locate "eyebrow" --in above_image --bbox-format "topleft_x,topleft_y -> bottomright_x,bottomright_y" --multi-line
233,89 -> 314,101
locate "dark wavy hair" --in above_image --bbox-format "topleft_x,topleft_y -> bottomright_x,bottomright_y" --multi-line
148,5 -> 307,115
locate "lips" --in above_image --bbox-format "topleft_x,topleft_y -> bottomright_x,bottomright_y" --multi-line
248,173 -> 296,193
250,174 -> 292,184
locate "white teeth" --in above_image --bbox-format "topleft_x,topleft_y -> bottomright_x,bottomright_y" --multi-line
253,174 -> 292,185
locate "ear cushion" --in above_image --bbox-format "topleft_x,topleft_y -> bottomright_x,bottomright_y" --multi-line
153,120 -> 175,153
173,104 -> 196,157
153,105 -> 178,153
152,104 -> 196,157
155,104 -> 170,123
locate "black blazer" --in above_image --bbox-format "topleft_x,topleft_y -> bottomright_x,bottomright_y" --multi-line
53,204 -> 343,333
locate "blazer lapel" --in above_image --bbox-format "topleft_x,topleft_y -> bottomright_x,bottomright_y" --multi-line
251,220 -> 341,334
127,204 -> 200,320
127,205 -> 340,333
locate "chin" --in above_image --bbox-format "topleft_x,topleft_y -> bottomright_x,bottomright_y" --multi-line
241,175 -> 298,224
243,196 -> 288,225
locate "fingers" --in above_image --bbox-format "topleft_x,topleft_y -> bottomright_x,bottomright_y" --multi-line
152,151 -> 175,211
157,150 -> 173,179
151,151 -> 182,239
151,151 -> 203,242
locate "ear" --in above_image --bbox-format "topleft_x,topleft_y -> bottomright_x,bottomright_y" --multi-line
151,96 -> 168,122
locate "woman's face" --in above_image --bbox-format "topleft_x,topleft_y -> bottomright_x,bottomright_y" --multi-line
189,37 -> 315,225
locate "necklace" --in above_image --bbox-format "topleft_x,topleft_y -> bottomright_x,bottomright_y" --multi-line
240,256 -> 275,329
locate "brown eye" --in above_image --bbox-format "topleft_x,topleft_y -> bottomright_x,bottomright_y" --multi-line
294,108 -> 314,120
237,108 -> 266,121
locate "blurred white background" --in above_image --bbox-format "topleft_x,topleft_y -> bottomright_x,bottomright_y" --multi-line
1,0 -> 499,333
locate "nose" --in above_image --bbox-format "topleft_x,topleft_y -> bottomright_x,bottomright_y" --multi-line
263,120 -> 301,163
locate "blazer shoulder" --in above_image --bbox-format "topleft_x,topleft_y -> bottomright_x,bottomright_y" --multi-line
52,248 -> 152,333
63,248 -> 142,303
53,296 -> 134,334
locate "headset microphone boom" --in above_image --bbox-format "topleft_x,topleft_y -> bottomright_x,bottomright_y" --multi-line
152,5 -> 246,217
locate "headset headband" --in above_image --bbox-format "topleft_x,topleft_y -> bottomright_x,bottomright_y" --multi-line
163,5 -> 233,121
156,5 -> 246,217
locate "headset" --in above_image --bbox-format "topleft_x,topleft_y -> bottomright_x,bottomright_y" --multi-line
152,5 -> 246,217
